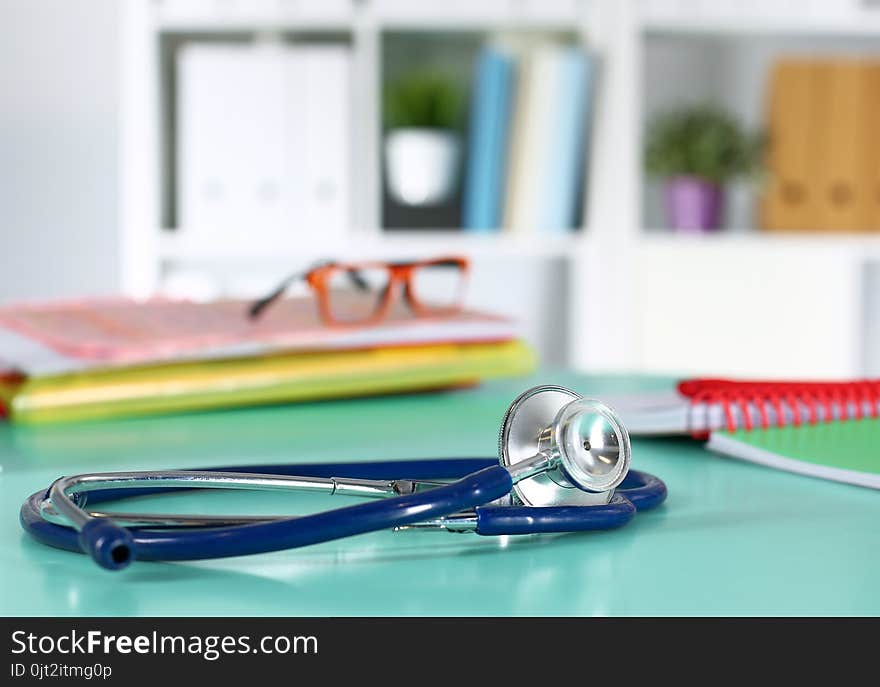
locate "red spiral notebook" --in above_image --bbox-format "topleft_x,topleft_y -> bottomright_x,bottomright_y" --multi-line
609,378 -> 880,489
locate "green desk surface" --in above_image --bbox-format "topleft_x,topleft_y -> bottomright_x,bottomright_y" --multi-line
1,373 -> 878,616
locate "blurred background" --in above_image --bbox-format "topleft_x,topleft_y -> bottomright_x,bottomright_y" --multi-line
3,0 -> 880,379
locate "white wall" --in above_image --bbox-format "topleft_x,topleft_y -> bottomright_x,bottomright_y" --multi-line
0,0 -> 120,302
634,240 -> 863,378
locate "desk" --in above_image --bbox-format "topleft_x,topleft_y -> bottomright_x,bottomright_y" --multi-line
1,373 -> 877,616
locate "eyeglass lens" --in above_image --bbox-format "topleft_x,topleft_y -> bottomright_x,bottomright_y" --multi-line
325,266 -> 392,322
408,261 -> 467,312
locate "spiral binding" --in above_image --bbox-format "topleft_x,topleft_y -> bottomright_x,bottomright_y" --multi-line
677,378 -> 880,435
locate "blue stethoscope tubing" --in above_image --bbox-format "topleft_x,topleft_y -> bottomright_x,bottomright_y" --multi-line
20,458 -> 666,567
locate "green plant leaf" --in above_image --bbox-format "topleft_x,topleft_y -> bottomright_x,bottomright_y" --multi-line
644,105 -> 764,183
383,71 -> 464,130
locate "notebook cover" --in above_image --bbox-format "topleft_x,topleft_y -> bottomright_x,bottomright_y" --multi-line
3,340 -> 536,424
708,419 -> 880,489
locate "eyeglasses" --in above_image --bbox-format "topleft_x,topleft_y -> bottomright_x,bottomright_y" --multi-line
249,256 -> 470,325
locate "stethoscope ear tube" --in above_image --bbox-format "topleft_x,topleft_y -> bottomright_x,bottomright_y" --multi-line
77,519 -> 136,571
28,465 -> 515,570
75,458 -> 502,505
475,494 -> 636,536
473,469 -> 666,536
617,470 -> 667,512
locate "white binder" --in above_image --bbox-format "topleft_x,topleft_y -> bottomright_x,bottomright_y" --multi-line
176,42 -> 350,239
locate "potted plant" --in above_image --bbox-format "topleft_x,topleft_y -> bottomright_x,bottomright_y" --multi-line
383,71 -> 464,206
645,106 -> 762,232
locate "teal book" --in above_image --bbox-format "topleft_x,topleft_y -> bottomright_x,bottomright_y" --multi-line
462,47 -> 515,232
538,47 -> 592,233
708,419 -> 880,489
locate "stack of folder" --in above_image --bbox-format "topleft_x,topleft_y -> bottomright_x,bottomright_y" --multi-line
0,297 -> 535,424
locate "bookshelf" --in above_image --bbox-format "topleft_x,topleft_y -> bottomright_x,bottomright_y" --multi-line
120,0 -> 880,376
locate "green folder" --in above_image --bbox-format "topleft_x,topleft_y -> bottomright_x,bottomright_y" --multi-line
707,418 -> 880,489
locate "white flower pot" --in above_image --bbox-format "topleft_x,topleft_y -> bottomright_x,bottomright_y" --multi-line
384,128 -> 461,206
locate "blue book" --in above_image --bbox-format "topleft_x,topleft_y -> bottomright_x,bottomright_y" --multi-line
538,48 -> 592,233
462,48 -> 515,232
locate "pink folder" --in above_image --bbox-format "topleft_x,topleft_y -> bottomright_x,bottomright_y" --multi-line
0,296 -> 516,370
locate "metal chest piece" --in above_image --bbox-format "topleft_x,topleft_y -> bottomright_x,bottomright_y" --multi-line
498,385 -> 632,507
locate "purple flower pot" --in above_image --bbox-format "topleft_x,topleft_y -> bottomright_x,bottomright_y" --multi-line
663,176 -> 723,232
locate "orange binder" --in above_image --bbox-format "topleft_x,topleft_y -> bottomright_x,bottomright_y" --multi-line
762,58 -> 880,233
761,60 -> 821,231
864,62 -> 880,232
812,60 -> 871,232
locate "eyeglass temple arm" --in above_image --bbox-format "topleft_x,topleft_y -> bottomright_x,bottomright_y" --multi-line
248,269 -> 309,319
247,261 -> 372,320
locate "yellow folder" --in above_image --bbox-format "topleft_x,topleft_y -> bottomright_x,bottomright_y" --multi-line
0,340 -> 536,424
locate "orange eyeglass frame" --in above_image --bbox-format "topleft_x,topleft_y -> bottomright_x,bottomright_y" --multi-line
306,256 -> 470,326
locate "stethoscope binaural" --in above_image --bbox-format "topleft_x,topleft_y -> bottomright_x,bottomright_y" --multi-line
20,385 -> 667,571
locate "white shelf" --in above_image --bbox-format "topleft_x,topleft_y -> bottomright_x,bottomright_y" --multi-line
640,231 -> 880,259
155,18 -> 354,33
640,17 -> 880,37
639,1 -> 880,37
158,229 -> 588,263
373,0 -> 582,30
153,0 -> 355,32
159,229 -> 880,263
154,0 -> 584,32
378,230 -> 587,259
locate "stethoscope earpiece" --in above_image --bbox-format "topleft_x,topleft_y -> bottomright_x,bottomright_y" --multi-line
498,385 -> 631,507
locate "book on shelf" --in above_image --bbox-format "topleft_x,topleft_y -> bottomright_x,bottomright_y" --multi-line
539,47 -> 591,233
462,41 -> 592,234
177,42 -> 351,237
462,46 -> 516,232
503,45 -> 562,233
0,297 -> 535,424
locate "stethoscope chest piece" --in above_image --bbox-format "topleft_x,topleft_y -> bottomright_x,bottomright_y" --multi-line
499,385 -> 631,507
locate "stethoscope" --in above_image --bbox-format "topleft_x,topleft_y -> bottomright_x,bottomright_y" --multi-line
20,385 -> 667,571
